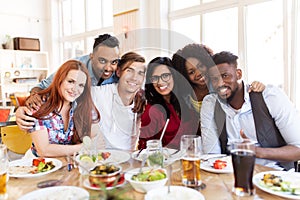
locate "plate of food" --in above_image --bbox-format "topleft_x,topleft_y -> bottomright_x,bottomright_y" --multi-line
18,186 -> 89,200
132,148 -> 183,165
9,158 -> 62,178
200,154 -> 233,174
253,171 -> 300,199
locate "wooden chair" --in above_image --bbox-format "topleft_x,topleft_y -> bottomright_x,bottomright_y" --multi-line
0,125 -> 32,154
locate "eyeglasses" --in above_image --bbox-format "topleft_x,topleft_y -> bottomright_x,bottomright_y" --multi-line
98,57 -> 119,66
150,73 -> 172,83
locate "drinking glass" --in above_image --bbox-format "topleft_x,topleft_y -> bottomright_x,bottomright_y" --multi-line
180,135 -> 202,187
0,144 -> 9,200
75,149 -> 98,175
231,139 -> 256,196
146,140 -> 164,168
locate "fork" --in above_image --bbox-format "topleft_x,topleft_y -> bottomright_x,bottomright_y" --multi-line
201,154 -> 227,162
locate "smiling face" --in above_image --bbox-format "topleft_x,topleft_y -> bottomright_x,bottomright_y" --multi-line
208,63 -> 242,101
60,69 -> 87,103
117,61 -> 146,95
151,65 -> 174,98
185,57 -> 207,86
90,45 -> 120,80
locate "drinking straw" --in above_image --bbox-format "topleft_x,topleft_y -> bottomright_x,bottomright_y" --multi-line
159,118 -> 170,141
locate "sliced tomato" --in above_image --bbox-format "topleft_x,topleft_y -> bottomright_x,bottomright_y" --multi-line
213,160 -> 227,169
32,158 -> 45,167
101,152 -> 111,160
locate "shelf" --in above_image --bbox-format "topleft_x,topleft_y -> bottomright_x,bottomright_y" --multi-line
0,49 -> 49,106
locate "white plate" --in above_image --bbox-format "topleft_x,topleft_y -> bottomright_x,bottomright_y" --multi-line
200,154 -> 233,174
132,148 -> 183,165
18,186 -> 89,200
145,186 -> 205,200
9,158 -> 62,178
253,171 -> 300,199
83,176 -> 126,191
76,149 -> 130,165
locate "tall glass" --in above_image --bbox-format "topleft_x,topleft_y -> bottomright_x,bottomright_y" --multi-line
0,144 -> 9,200
146,140 -> 164,168
231,139 -> 256,196
180,135 -> 202,187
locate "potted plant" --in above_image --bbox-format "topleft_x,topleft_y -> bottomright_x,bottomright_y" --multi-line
2,34 -> 11,49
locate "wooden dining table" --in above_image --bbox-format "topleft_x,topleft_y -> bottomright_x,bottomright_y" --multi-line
7,154 -> 288,200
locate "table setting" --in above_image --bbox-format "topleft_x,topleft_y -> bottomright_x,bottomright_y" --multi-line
2,135 -> 300,200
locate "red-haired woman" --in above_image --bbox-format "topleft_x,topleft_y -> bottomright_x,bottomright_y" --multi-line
26,60 -> 100,157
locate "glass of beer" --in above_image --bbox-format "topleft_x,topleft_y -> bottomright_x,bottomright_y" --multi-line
180,135 -> 202,187
231,139 -> 256,196
0,144 -> 9,200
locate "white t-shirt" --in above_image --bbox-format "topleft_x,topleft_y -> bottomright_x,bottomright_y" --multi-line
91,83 -> 139,150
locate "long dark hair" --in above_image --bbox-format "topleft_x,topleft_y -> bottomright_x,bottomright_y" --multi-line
172,43 -> 215,89
145,57 -> 190,121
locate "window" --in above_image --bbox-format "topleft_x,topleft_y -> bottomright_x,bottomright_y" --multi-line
170,0 -> 200,11
171,15 -> 200,43
246,1 -> 283,87
59,0 -> 113,63
203,8 -> 238,55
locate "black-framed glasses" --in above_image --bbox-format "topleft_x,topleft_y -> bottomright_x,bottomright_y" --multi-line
150,73 -> 172,83
98,57 -> 119,65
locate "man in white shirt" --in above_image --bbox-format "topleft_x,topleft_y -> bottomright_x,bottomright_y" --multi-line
91,52 -> 146,151
201,51 -> 300,170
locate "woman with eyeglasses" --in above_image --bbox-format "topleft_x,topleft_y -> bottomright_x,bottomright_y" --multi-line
138,57 -> 199,150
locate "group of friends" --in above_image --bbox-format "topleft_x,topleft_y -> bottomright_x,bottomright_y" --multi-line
15,34 -> 300,171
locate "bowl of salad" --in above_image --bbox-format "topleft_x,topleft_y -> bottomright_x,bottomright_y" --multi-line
124,168 -> 167,193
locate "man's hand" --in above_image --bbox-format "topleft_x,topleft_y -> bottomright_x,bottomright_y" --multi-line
25,93 -> 46,111
16,106 -> 36,131
132,89 -> 146,114
248,81 -> 265,93
25,87 -> 46,111
240,129 -> 248,139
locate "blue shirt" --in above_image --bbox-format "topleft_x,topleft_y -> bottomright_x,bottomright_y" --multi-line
36,55 -> 119,89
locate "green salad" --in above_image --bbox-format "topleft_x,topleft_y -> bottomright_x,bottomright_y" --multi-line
132,169 -> 166,182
